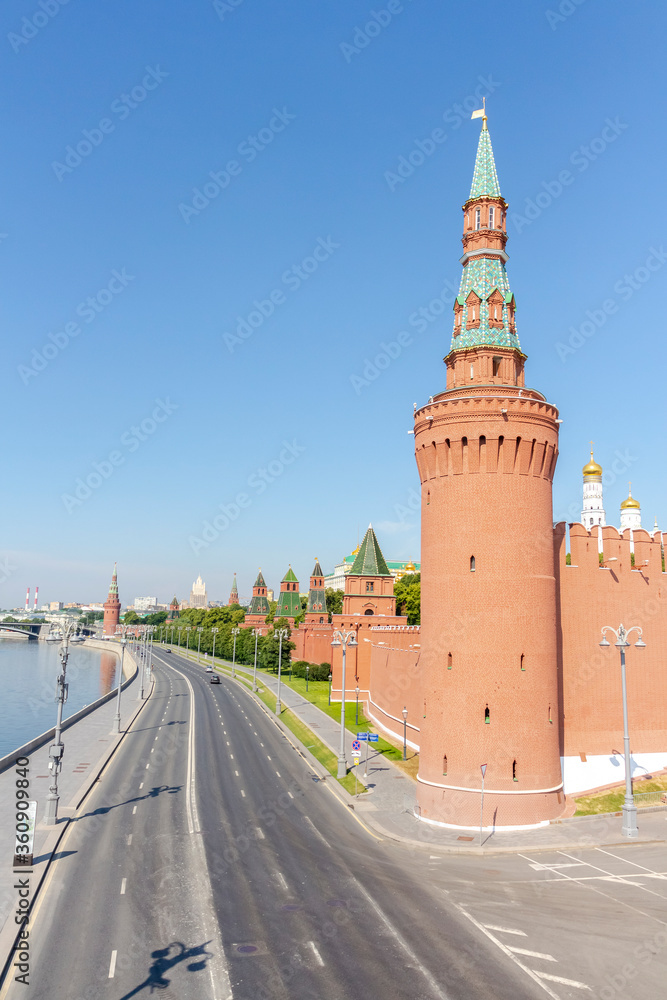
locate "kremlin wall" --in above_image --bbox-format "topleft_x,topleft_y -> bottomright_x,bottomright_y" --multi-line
103,115 -> 666,831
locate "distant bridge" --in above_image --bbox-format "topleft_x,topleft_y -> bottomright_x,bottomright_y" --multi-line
0,623 -> 94,640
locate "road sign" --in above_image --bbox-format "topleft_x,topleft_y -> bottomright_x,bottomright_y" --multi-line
352,758 -> 360,765
352,750 -> 361,758
352,740 -> 361,751
368,734 -> 379,743
356,733 -> 368,741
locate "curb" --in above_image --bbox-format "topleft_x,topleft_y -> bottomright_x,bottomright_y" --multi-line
0,667 -> 155,989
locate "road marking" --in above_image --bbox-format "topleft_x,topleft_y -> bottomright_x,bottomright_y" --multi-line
226,741 -> 230,746
139,783 -> 143,789
276,771 -> 281,778
535,971 -> 591,989
235,770 -> 239,776
353,878 -> 449,999
151,748 -> 154,753
452,902 -> 562,1000
308,940 -> 325,966
256,827 -> 264,840
132,805 -> 137,815
482,925 -> 527,936
120,878 -> 127,895
507,947 -> 556,961
241,790 -> 246,797
267,755 -> 271,760
145,763 -> 150,769
230,754 -> 234,759
276,872 -> 288,891
288,791 -> 294,799
557,852 -> 661,895
108,951 -> 117,978
595,848 -> 667,880
127,834 -> 132,846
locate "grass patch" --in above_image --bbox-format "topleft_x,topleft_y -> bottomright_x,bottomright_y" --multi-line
574,775 -> 667,815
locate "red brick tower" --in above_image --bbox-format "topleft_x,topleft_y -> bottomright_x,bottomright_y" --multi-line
275,566 -> 301,625
305,559 -> 327,624
245,569 -> 270,627
228,574 -> 240,606
414,114 -> 563,829
103,563 -> 121,636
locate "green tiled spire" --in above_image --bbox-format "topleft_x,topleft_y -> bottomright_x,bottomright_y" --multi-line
307,559 -> 326,614
276,565 -> 301,619
350,526 -> 391,577
312,559 -> 324,578
248,569 -> 269,617
469,121 -> 501,199
254,570 -> 267,589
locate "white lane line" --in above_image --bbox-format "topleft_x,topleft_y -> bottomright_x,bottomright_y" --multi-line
535,971 -> 591,989
267,755 -> 271,760
303,815 -> 331,848
557,852 -> 656,893
235,770 -> 239,777
354,878 -> 449,999
276,771 -> 281,778
256,827 -> 265,840
482,925 -> 527,936
139,783 -> 143,790
288,791 -> 294,799
166,659 -> 201,835
595,848 -> 667,880
507,947 -> 556,961
127,834 -> 132,846
276,872 -> 288,892
151,748 -> 154,753
241,790 -> 246,798
108,951 -> 117,978
452,902 -> 562,1000
120,878 -> 127,895
230,754 -> 234,759
145,764 -> 150,769
132,806 -> 137,815
226,741 -> 230,746
308,940 -> 325,966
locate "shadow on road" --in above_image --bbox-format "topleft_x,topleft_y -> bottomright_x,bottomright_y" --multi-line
73,785 -> 182,823
118,939 -> 213,998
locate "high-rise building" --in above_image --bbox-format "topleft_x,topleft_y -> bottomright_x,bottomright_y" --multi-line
189,574 -> 207,608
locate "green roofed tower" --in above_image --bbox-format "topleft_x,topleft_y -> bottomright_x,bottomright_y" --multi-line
247,569 -> 270,618
228,573 -> 239,606
306,559 -> 327,619
349,525 -> 391,577
275,566 -> 301,621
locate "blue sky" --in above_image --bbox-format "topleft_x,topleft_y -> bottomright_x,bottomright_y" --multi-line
2,0 -> 665,607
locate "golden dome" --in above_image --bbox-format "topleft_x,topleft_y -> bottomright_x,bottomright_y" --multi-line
621,485 -> 640,510
582,448 -> 602,478
404,560 -> 417,572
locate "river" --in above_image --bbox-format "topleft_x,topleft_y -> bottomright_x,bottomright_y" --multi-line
0,637 -> 118,758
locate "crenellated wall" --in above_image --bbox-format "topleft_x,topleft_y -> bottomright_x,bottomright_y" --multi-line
555,522 -> 667,792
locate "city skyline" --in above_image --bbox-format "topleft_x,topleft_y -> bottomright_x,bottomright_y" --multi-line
2,1 -> 665,605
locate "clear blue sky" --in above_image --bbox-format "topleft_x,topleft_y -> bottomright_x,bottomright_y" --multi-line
2,0 -> 665,608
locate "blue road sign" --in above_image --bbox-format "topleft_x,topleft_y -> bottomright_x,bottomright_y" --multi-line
356,733 -> 368,741
352,740 -> 361,751
368,734 -> 379,743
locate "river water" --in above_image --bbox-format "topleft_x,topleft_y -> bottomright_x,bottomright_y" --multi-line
0,637 -> 118,758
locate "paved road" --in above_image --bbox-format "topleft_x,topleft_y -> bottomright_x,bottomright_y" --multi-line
5,649 -> 666,999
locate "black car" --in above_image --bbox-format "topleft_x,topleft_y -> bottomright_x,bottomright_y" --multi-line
210,675 -> 220,684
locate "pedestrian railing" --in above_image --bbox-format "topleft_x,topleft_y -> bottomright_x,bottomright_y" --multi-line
634,790 -> 667,808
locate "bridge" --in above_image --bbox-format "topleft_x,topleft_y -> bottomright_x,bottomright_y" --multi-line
0,622 -> 94,640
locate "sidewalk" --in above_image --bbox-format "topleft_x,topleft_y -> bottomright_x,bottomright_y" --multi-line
188,649 -> 667,856
0,647 -> 148,979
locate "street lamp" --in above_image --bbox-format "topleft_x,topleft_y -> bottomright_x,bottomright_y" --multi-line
275,628 -> 289,716
185,625 -> 192,652
328,671 -> 332,706
177,626 -> 182,648
355,685 -> 360,726
112,632 -> 128,735
43,618 -> 79,825
402,706 -> 408,760
211,627 -> 219,668
231,627 -> 241,678
170,624 -> 175,646
331,629 -> 358,779
252,627 -> 262,692
306,663 -> 310,693
197,626 -> 204,664
600,622 -> 646,838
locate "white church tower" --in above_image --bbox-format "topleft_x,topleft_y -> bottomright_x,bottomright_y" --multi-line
581,447 -> 606,530
620,484 -> 642,532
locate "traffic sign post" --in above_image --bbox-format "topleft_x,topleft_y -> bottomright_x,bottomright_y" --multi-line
480,764 -> 487,847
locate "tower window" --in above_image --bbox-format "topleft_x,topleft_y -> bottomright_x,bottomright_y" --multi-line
443,755 -> 448,775
475,208 -> 481,230
470,556 -> 476,572
512,760 -> 517,781
364,609 -> 374,616
447,652 -> 453,670
549,704 -> 552,724
484,705 -> 490,724
520,653 -> 525,671
488,206 -> 495,229
426,490 -> 430,506
366,581 -> 374,593
470,364 -> 474,379
493,356 -> 501,376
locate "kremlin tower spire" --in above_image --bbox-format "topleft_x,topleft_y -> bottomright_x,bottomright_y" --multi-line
103,563 -> 121,636
228,573 -> 240,606
414,110 -> 563,829
305,559 -> 327,623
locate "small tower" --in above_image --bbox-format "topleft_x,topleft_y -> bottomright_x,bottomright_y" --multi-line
245,569 -> 270,626
581,446 -> 605,530
342,526 -> 396,617
275,566 -> 301,623
306,559 -> 327,624
169,596 -> 180,620
620,483 -> 641,532
103,563 -> 121,636
228,574 -> 240,606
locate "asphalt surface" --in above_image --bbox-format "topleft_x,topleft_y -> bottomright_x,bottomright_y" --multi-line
5,649 -> 666,1000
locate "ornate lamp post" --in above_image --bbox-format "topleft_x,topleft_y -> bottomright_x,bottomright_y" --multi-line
177,626 -> 182,648
231,627 -> 241,678
355,685 -> 360,726
112,628 -> 129,735
599,623 -> 646,838
275,628 -> 289,716
211,627 -> 219,668
185,625 -> 192,652
331,629 -> 358,778
252,627 -> 263,692
170,624 -> 175,646
402,706 -> 408,760
328,670 -> 332,706
43,618 -> 79,825
197,626 -> 204,664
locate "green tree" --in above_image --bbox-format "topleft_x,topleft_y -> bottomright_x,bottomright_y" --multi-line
394,572 -> 420,626
122,610 -> 142,624
325,588 -> 344,617
145,611 -> 168,625
259,623 -> 294,673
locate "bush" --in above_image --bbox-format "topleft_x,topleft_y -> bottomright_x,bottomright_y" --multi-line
290,660 -> 330,681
